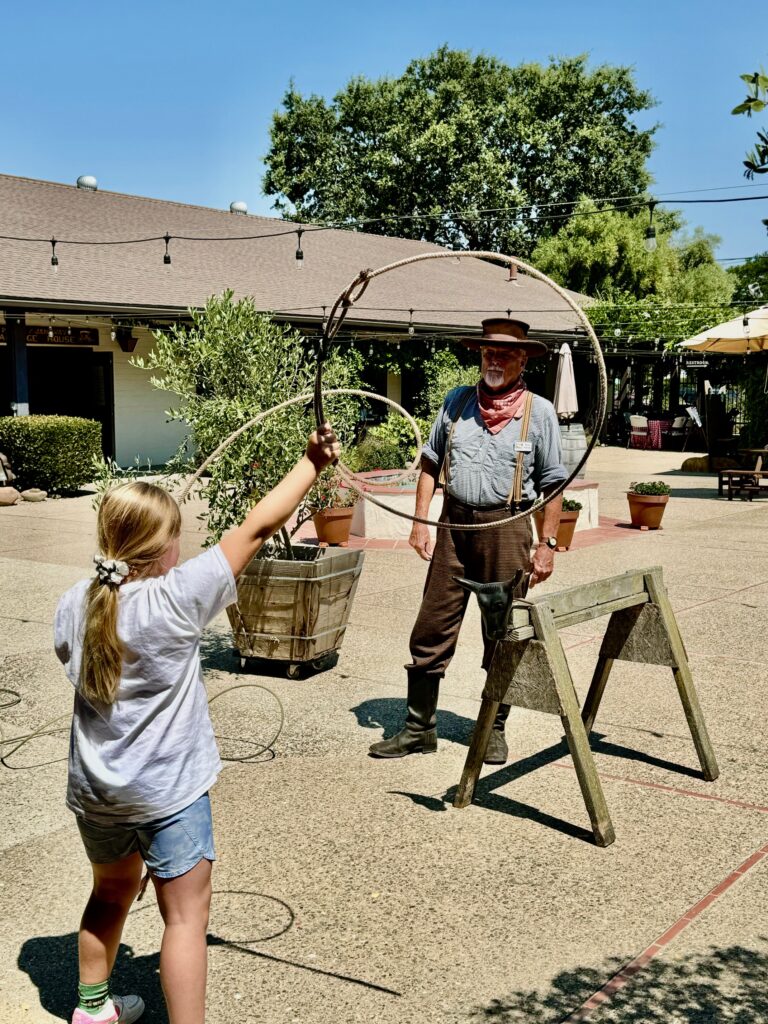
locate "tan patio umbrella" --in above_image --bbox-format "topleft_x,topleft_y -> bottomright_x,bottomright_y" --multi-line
680,306 -> 768,354
553,342 -> 579,418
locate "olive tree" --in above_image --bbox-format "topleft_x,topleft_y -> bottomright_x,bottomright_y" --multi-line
135,290 -> 361,553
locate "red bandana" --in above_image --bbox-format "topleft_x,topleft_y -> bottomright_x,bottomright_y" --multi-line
477,378 -> 528,434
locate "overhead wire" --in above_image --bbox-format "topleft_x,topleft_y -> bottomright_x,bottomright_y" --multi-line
0,190 -> 766,248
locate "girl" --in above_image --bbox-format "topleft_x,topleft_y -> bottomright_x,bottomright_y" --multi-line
54,425 -> 339,1024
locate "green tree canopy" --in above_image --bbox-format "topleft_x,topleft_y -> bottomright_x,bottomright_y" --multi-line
264,47 -> 657,256
727,252 -> 768,303
732,67 -> 768,179
531,198 -> 735,305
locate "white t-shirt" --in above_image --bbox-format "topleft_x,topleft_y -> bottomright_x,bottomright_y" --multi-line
54,544 -> 237,824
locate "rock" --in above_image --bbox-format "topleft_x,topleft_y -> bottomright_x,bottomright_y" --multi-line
20,488 -> 47,502
0,487 -> 21,506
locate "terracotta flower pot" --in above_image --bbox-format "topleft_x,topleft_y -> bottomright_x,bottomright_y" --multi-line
312,506 -> 356,546
534,508 -> 580,551
627,492 -> 669,530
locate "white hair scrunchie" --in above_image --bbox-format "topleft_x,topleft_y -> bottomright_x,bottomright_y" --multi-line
93,554 -> 131,586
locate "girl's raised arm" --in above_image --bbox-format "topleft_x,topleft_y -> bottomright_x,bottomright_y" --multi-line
219,424 -> 339,578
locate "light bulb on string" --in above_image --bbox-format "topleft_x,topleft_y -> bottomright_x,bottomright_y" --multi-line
47,318 -> 53,340
163,233 -> 172,265
50,237 -> 58,273
295,228 -> 304,270
408,309 -> 415,336
110,327 -> 116,341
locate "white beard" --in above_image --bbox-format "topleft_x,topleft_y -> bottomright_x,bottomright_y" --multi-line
483,368 -> 506,389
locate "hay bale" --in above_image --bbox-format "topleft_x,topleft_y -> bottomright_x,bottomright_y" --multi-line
681,456 -> 740,472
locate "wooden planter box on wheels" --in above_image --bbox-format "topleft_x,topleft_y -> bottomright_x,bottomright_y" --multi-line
227,545 -> 364,678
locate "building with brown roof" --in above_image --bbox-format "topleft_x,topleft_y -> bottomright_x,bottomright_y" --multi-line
0,173 -> 587,462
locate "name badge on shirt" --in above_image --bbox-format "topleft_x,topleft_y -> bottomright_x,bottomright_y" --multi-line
515,440 -> 533,454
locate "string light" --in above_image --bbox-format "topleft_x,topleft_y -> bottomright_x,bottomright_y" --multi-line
408,309 -> 414,336
295,228 -> 304,270
47,318 -> 53,340
163,233 -> 171,266
50,237 -> 58,272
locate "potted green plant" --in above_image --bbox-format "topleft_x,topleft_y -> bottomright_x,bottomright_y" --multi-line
302,466 -> 360,545
627,480 -> 672,530
133,290 -> 366,676
535,497 -> 582,551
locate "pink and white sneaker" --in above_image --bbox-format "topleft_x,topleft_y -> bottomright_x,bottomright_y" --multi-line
72,994 -> 145,1024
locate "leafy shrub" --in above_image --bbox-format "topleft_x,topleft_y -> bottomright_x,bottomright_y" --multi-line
0,415 -> 102,494
303,466 -> 358,511
561,497 -> 583,511
347,414 -> 430,472
628,480 -> 672,495
418,349 -> 478,421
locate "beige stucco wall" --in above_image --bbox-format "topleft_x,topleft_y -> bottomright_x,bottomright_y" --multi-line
111,327 -> 189,466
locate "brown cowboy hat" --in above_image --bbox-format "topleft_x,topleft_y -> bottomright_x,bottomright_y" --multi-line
459,317 -> 548,358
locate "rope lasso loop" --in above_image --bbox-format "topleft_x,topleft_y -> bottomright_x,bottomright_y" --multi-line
313,249 -> 607,531
177,389 -> 422,504
177,251 -> 605,531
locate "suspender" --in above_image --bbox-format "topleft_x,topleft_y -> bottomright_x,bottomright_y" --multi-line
438,387 -> 475,487
507,391 -> 535,506
438,387 -> 535,507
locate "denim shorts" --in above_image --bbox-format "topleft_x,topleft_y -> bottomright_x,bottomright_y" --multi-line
76,792 -> 216,879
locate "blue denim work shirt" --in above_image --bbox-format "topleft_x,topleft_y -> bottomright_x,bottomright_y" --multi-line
422,386 -> 568,507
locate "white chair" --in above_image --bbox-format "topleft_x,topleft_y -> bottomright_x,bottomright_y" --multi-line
628,415 -> 649,449
667,416 -> 687,448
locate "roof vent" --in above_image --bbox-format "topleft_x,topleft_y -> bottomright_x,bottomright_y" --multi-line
230,200 -> 248,215
76,175 -> 98,191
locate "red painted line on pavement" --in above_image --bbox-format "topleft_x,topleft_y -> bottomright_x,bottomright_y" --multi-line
548,762 -> 768,814
560,842 -> 768,1022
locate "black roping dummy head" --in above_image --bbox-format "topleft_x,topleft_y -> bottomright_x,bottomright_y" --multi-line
454,570 -> 529,641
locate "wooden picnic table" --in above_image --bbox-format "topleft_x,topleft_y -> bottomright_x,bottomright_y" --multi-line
718,468 -> 768,500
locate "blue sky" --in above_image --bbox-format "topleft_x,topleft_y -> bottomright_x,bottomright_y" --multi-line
2,0 -> 766,261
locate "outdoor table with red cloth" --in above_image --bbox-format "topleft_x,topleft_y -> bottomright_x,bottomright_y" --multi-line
647,419 -> 672,450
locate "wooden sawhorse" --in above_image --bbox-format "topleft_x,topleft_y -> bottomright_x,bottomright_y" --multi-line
454,567 -> 719,847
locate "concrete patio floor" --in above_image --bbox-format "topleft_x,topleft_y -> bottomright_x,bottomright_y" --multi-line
1,446 -> 766,1023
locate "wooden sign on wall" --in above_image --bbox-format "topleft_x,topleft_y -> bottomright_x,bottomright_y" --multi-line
0,325 -> 100,346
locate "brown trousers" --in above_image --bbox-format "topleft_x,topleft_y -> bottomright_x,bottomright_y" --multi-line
407,497 -> 533,678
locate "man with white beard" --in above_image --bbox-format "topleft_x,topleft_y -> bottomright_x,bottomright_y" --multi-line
369,318 -> 567,763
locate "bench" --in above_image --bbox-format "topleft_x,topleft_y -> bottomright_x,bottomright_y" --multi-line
718,469 -> 768,500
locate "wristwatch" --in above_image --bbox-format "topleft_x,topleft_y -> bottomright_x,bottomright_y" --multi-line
540,536 -> 558,550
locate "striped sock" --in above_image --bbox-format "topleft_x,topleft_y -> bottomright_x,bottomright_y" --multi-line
77,980 -> 111,1013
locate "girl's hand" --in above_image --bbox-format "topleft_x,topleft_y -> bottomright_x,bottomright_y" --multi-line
306,422 -> 340,471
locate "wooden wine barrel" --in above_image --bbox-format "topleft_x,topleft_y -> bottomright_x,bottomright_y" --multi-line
559,422 -> 588,479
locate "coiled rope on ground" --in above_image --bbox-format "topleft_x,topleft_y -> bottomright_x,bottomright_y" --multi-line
0,682 -> 284,771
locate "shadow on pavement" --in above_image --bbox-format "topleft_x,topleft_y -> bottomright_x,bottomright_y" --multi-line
350,697 -> 477,746
18,934 -> 164,1023
18,886 -> 400,1021
467,944 -> 768,1023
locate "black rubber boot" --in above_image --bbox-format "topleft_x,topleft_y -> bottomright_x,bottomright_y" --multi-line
484,702 -> 511,764
369,672 -> 440,758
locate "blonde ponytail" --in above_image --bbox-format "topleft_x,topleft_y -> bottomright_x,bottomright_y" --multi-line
80,482 -> 181,705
